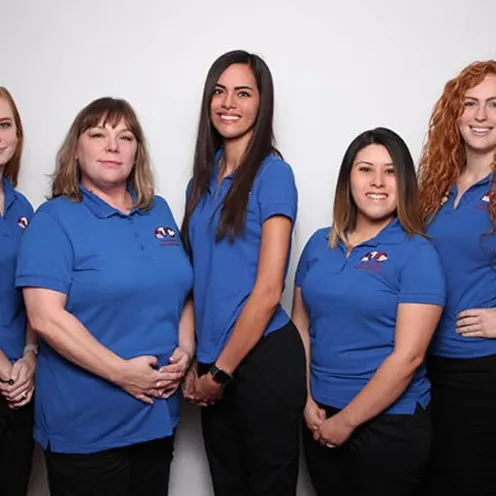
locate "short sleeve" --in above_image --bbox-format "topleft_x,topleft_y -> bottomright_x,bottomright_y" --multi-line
295,229 -> 326,287
295,243 -> 310,287
257,159 -> 298,224
16,211 -> 74,294
398,240 -> 445,306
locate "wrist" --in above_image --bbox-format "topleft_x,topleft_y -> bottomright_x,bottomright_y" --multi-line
23,344 -> 39,358
208,363 -> 233,387
340,407 -> 360,430
107,357 -> 128,385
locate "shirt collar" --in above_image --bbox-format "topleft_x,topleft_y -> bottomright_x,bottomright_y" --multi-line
79,184 -> 144,219
2,177 -> 17,212
335,218 -> 405,250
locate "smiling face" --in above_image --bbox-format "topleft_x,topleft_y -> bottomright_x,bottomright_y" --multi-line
0,97 -> 18,172
459,74 -> 496,156
76,118 -> 137,192
209,63 -> 261,145
350,144 -> 398,227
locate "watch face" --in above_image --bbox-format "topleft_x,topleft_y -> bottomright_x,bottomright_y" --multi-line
210,366 -> 232,386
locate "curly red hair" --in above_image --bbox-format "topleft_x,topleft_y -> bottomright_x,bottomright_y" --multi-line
418,60 -> 496,223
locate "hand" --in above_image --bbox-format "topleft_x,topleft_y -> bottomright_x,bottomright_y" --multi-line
193,373 -> 223,407
115,355 -> 170,405
303,397 -> 326,437
182,361 -> 197,403
456,308 -> 496,338
1,353 -> 36,409
318,411 -> 355,448
158,347 -> 191,398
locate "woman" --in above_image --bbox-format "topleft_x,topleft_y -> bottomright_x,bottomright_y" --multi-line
15,97 -> 194,496
418,60 -> 496,495
181,50 -> 306,496
0,86 -> 37,496
292,128 -> 445,496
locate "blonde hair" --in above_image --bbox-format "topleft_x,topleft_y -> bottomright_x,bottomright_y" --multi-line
0,87 -> 24,187
52,97 -> 154,210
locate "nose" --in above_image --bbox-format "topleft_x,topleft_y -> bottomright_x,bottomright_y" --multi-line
105,134 -> 119,153
474,103 -> 488,122
371,168 -> 385,187
221,90 -> 235,109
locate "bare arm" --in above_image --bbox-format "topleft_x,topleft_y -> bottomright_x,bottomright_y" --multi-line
23,287 -> 170,404
291,287 -> 311,393
178,298 -> 195,360
0,350 -> 12,382
215,216 -> 292,374
340,302 -> 442,428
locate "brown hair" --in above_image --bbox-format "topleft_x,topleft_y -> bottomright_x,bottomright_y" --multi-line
418,60 -> 496,224
330,127 -> 423,248
0,87 -> 24,187
52,97 -> 154,210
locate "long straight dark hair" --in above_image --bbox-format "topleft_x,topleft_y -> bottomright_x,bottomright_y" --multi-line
181,50 -> 279,252
330,127 -> 424,248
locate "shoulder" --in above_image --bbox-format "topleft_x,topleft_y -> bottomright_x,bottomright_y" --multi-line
303,226 -> 331,254
13,188 -> 34,216
257,154 -> 295,180
35,196 -> 77,217
394,233 -> 442,270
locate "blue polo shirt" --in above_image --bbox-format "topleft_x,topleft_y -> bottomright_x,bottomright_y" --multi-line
295,220 -> 445,414
16,186 -> 193,454
427,174 -> 496,358
0,178 -> 33,363
188,153 -> 298,364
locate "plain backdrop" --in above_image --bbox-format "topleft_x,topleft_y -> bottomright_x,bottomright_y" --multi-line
2,0 -> 496,494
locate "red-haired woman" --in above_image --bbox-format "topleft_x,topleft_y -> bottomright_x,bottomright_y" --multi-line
419,60 -> 496,496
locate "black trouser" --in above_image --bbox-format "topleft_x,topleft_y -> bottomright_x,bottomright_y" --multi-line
199,321 -> 306,496
302,403 -> 431,496
0,395 -> 34,496
425,353 -> 496,496
45,435 -> 174,496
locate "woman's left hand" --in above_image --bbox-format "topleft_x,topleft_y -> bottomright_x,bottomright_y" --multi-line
317,411 -> 355,448
456,308 -> 496,338
157,347 -> 191,398
193,374 -> 223,406
1,353 -> 36,408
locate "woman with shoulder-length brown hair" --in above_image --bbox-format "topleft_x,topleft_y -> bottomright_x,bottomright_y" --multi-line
15,97 -> 194,496
292,127 -> 445,496
418,60 -> 496,496
0,86 -> 37,496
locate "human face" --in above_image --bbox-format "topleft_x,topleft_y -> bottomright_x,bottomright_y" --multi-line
210,63 -> 260,143
350,144 -> 397,227
76,118 -> 137,191
459,74 -> 496,155
0,98 -> 18,169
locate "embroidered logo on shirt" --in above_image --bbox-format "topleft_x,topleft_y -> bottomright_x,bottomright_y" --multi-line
17,217 -> 29,229
154,226 -> 180,246
477,191 -> 491,211
355,250 -> 389,272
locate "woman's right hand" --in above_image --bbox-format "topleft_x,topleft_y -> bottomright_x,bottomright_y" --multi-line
303,396 -> 326,438
115,355 -> 170,404
182,360 -> 198,403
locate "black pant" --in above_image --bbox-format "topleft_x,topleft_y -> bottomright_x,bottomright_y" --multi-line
425,353 -> 496,496
0,396 -> 34,496
302,403 -> 431,496
45,435 -> 174,496
199,321 -> 306,496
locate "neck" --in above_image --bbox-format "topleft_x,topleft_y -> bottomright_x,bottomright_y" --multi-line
0,167 -> 4,192
82,180 -> 131,212
221,132 -> 253,175
463,147 -> 494,181
349,215 -> 393,246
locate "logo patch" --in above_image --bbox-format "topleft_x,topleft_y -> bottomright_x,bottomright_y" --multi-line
476,191 -> 491,211
17,217 -> 29,229
154,226 -> 179,246
356,250 -> 389,273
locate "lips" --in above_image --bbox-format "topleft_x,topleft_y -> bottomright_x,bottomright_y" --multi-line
469,126 -> 493,136
218,114 -> 240,123
366,193 -> 388,200
99,160 -> 121,166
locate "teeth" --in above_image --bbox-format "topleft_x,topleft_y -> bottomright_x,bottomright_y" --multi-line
220,115 -> 240,121
367,193 -> 387,200
471,127 -> 491,133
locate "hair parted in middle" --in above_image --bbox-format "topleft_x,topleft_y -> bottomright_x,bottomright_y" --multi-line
181,49 -> 280,252
329,127 -> 423,248
52,97 -> 155,210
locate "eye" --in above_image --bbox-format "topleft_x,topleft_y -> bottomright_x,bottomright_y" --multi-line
385,167 -> 396,175
238,91 -> 250,98
463,100 -> 476,107
489,101 -> 496,109
88,132 -> 104,139
0,121 -> 12,129
120,134 -> 135,142
212,88 -> 223,96
358,165 -> 372,173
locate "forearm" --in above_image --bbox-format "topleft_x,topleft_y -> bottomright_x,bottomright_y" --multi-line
178,298 -> 195,359
24,323 -> 38,347
292,320 -> 312,396
0,349 -> 12,379
341,352 -> 421,428
215,288 -> 280,374
29,309 -> 125,383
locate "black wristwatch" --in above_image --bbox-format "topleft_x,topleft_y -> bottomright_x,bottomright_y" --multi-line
209,364 -> 233,387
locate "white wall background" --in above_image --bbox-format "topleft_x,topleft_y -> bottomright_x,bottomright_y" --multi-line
3,0 -> 496,494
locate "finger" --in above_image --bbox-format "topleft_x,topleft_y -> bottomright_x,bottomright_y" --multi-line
6,380 -> 31,399
459,329 -> 484,338
456,316 -> 479,328
457,324 -> 481,335
10,364 -> 24,383
457,309 -> 482,319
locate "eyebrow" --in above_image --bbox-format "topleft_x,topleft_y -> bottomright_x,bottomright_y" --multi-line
464,96 -> 496,102
354,160 -> 395,166
0,117 -> 13,122
215,83 -> 255,91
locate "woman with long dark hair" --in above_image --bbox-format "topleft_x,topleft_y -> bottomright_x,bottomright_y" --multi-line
182,50 -> 306,496
292,128 -> 445,495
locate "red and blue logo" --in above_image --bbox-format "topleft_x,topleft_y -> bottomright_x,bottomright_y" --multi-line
17,217 -> 29,229
477,191 -> 491,211
356,250 -> 389,272
154,226 -> 179,246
